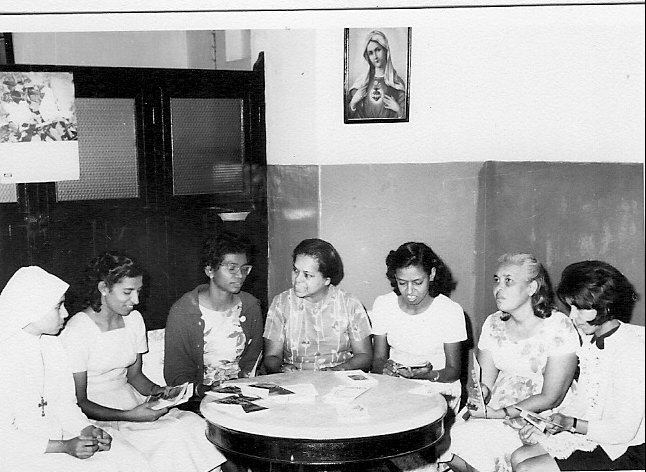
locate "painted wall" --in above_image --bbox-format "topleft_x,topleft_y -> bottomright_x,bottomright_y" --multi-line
480,161 -> 645,330
8,5 -> 645,334
14,31 -> 192,68
313,161 -> 643,345
252,5 -> 645,166
319,163 -> 482,324
253,4 -> 644,335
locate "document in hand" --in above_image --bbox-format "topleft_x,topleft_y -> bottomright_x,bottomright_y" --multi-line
470,353 -> 487,414
461,353 -> 487,421
513,406 -> 562,433
148,382 -> 193,410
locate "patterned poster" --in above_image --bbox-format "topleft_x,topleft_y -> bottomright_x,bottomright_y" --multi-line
0,71 -> 80,183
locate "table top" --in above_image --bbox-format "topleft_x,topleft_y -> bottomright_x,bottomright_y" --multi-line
200,371 -> 447,465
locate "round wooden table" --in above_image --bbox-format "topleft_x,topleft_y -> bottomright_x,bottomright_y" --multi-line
201,371 -> 446,469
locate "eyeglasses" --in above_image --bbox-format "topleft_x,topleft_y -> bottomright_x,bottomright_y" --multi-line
219,262 -> 253,276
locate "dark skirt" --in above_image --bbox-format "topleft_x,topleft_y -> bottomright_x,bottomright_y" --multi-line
556,443 -> 645,470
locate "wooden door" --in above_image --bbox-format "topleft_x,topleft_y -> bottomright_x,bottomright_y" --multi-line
0,59 -> 267,329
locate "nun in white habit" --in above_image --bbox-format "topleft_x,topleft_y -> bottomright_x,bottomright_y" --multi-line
0,266 -> 151,472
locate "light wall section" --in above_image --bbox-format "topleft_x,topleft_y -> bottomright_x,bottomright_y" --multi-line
254,4 -> 644,166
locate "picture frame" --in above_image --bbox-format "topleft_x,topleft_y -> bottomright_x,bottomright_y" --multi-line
344,27 -> 411,124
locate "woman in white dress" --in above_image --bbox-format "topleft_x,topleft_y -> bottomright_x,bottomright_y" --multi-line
0,266 -> 150,472
511,260 -> 644,471
439,253 -> 579,472
371,241 -> 467,472
371,241 -> 466,414
60,252 -> 227,472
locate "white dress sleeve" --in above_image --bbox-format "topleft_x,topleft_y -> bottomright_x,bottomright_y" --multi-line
59,313 -> 94,373
369,294 -> 390,336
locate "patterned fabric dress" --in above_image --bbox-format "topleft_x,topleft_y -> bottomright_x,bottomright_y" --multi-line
440,310 -> 579,472
201,300 -> 246,385
263,285 -> 372,370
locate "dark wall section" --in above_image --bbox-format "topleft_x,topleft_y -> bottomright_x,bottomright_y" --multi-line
478,161 -> 644,340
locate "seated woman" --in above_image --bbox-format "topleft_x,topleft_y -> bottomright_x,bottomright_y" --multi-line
511,261 -> 645,471
164,232 -> 264,397
0,266 -> 150,472
60,252 -> 227,472
371,241 -> 466,415
263,238 -> 373,372
440,253 -> 579,472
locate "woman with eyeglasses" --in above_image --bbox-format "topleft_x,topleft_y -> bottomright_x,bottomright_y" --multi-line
59,252 -> 227,472
263,238 -> 373,373
164,232 -> 264,396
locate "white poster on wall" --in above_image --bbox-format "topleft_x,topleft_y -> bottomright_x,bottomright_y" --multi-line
0,71 -> 80,183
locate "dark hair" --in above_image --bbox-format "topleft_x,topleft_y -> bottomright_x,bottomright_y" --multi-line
292,238 -> 344,286
201,232 -> 253,270
497,253 -> 554,319
82,252 -> 144,313
385,242 -> 456,297
557,260 -> 638,325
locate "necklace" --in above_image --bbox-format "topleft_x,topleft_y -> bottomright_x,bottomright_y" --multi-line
38,338 -> 47,417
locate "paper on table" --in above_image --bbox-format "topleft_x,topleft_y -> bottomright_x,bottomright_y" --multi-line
267,383 -> 318,404
334,370 -> 378,387
322,385 -> 371,404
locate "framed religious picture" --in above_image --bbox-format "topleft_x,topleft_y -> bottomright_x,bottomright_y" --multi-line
344,27 -> 411,124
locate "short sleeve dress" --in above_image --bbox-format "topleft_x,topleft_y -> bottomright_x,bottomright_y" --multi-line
370,292 -> 467,412
441,310 -> 579,472
60,310 -> 225,472
263,285 -> 372,370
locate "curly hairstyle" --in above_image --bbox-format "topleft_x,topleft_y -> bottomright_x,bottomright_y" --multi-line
292,238 -> 344,286
201,232 -> 253,270
385,242 -> 456,297
81,252 -> 144,313
557,260 -> 638,325
497,253 -> 554,320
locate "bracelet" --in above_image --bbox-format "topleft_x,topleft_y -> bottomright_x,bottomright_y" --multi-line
570,417 -> 578,433
502,406 -> 510,420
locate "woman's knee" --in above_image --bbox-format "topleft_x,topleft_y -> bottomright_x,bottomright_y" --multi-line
510,449 -> 524,470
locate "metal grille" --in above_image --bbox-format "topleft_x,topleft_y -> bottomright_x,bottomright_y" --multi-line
171,98 -> 244,196
56,98 -> 138,201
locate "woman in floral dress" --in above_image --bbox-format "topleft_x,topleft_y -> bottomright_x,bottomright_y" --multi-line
511,261 -> 644,471
439,253 -> 579,472
263,238 -> 372,373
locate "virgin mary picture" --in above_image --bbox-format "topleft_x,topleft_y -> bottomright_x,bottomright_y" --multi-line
344,27 -> 411,123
